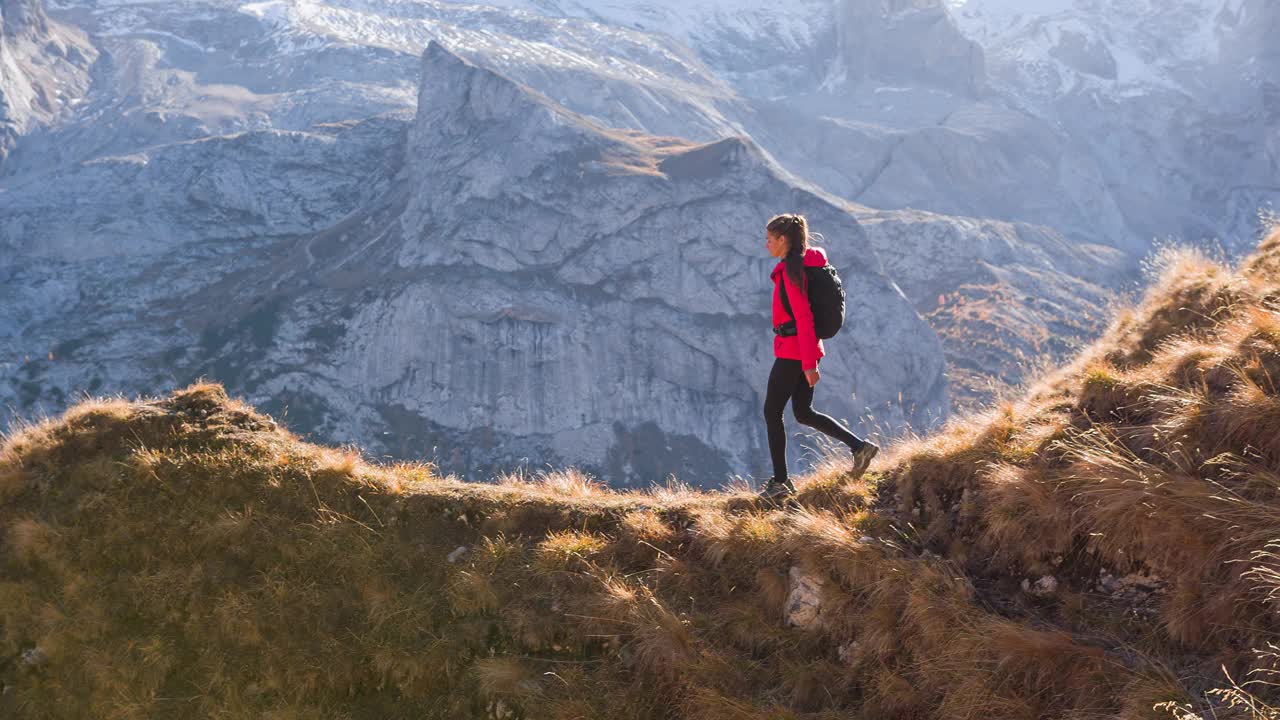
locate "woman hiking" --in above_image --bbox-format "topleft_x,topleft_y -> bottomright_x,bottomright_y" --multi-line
759,213 -> 879,500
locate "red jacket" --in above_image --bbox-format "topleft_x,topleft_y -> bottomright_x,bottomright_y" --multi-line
771,246 -> 827,371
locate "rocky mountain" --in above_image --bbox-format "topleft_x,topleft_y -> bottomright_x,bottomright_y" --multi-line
483,0 -> 1136,252
323,43 -> 952,485
10,0 -> 1274,251
951,0 -> 1280,250
0,0 -> 95,170
853,209 -> 1127,409
2,0 -> 1273,485
494,0 -> 1278,253
1,40 -> 950,487
3,0 -> 745,180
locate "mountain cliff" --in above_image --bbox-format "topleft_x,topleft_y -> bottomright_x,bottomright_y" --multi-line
282,42 -> 950,485
2,42 -> 950,487
0,0 -> 95,171
951,0 -> 1280,249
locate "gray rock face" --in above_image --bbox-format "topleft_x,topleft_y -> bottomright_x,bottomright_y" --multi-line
854,209 -> 1126,410
745,94 -> 1136,255
322,43 -> 948,485
1,42 -> 949,488
0,0 -> 95,171
1230,0 -> 1280,72
835,0 -> 985,96
952,0 -> 1280,251
4,0 -> 743,181
2,0 -> 1269,487
1,113 -> 408,262
1,0 -> 48,38
1048,30 -> 1117,80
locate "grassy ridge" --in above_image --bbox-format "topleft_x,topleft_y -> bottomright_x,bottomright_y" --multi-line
2,231 -> 1280,718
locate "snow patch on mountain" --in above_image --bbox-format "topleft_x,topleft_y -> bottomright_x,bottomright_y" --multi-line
228,0 -> 725,93
239,0 -> 290,25
479,0 -> 829,52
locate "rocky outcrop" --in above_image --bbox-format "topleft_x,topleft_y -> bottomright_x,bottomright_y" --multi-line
1222,0 -> 1280,75
1,0 -> 46,37
854,209 -> 1129,410
0,0 -> 95,171
835,0 -> 985,96
7,0 -> 1272,485
1,42 -> 950,488
751,101 -> 1133,252
950,0 -> 1280,251
784,567 -> 827,629
0,113 -> 408,261
316,43 -> 948,485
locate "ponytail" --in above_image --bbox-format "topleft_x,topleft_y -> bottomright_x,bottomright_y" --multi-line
767,213 -> 810,287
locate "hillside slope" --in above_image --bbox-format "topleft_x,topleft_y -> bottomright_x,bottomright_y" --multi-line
2,227 -> 1279,717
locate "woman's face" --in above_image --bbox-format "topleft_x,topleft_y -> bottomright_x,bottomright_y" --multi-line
766,231 -> 789,259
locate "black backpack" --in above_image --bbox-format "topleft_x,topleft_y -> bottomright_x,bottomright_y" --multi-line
779,263 -> 846,340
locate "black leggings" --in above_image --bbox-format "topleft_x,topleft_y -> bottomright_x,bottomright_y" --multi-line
763,358 -> 864,481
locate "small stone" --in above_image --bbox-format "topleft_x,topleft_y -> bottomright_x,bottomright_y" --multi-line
838,640 -> 861,664
447,546 -> 469,563
1107,570 -> 1164,598
1030,575 -> 1058,596
20,647 -> 46,668
784,566 -> 825,629
1098,572 -> 1119,594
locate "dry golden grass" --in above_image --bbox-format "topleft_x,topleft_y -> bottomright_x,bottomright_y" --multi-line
4,239 -> 1280,718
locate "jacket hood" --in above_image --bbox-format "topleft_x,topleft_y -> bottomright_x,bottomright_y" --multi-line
772,246 -> 829,276
801,246 -> 828,267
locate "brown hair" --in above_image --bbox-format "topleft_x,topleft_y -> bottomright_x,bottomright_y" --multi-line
767,213 -> 809,287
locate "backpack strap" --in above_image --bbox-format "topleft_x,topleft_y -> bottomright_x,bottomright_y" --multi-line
778,274 -> 792,322
777,264 -> 808,322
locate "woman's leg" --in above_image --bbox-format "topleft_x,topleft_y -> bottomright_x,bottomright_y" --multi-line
791,370 -> 866,450
763,358 -> 803,481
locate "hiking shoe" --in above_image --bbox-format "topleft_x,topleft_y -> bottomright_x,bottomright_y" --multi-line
850,441 -> 880,477
758,478 -> 796,500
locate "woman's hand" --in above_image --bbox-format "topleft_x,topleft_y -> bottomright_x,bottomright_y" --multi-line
805,368 -> 820,387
